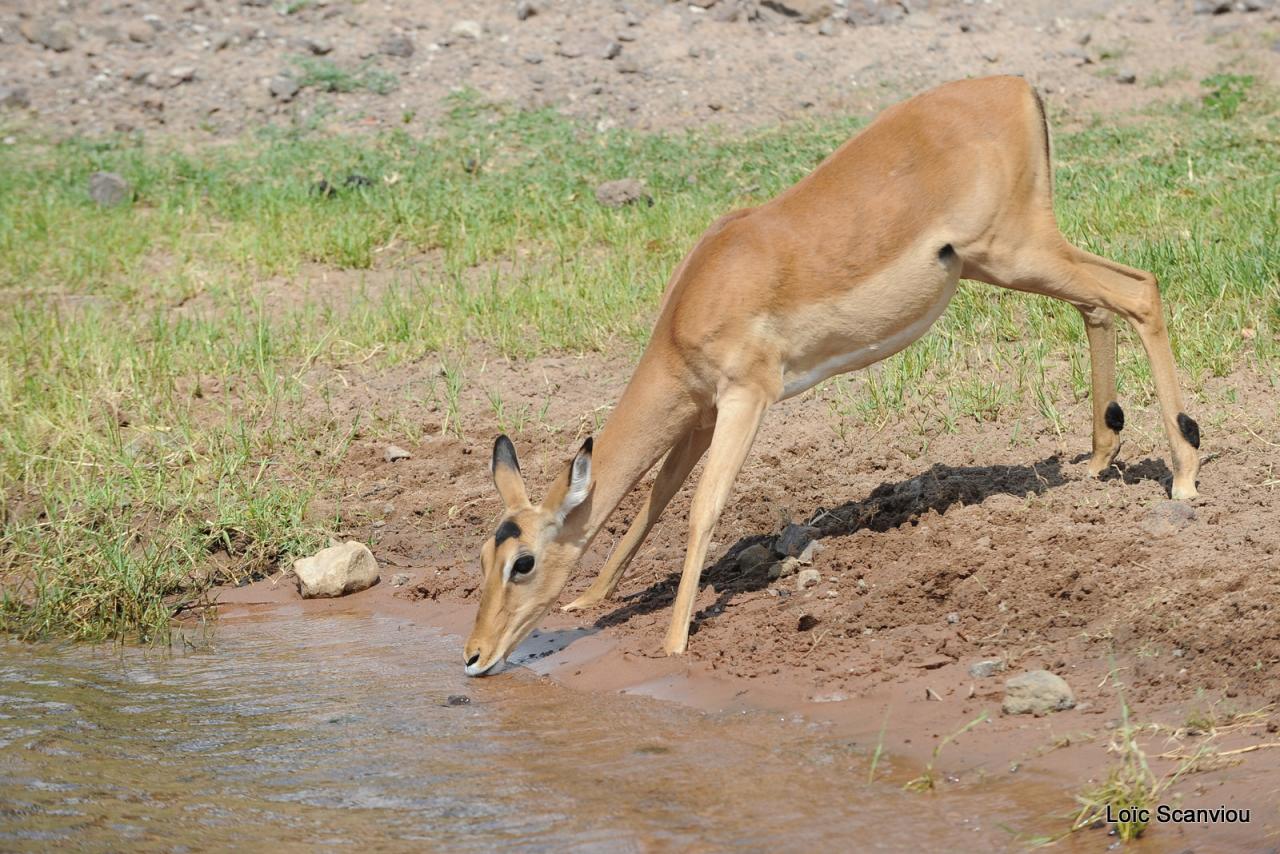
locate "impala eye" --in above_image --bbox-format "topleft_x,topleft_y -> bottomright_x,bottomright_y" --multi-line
511,555 -> 535,579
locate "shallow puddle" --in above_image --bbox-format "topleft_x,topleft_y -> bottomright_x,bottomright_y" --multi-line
1,614 -> 1089,850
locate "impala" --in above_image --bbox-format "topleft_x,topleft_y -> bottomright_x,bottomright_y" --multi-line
462,76 -> 1202,676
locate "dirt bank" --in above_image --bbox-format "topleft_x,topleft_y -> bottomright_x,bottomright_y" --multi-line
4,0 -> 1279,138
213,346 -> 1280,846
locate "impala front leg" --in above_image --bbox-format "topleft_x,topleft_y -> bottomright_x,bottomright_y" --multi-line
665,388 -> 768,656
565,427 -> 713,612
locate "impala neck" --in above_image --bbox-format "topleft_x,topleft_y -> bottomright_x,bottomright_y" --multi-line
558,349 -> 697,552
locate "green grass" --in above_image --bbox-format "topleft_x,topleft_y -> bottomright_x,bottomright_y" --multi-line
0,83 -> 1277,640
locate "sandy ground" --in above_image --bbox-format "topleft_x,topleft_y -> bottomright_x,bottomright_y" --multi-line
3,0 -> 1279,138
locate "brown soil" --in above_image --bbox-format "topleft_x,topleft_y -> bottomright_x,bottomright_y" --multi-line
3,0 -> 1279,138
212,344 -> 1280,846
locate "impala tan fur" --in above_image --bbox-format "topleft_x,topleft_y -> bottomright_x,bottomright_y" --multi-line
462,76 -> 1202,676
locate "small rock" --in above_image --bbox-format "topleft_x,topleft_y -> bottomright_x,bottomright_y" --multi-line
817,17 -> 837,35
615,57 -> 642,74
169,66 -> 196,85
384,444 -> 412,463
594,178 -> 649,208
761,0 -> 833,23
968,659 -> 1006,679
601,40 -> 622,60
776,523 -> 818,558
736,542 -> 774,572
946,612 -> 960,624
1115,69 -> 1137,85
1193,0 -> 1232,12
1003,670 -> 1076,716
89,172 -> 131,207
446,694 -> 471,706
125,20 -> 155,44
450,20 -> 483,41
797,614 -> 820,631
303,36 -> 333,55
811,691 -> 848,703
796,568 -> 821,590
769,556 -> 803,580
22,18 -> 76,52
917,654 -> 952,670
515,0 -> 538,20
1140,500 -> 1196,537
0,87 -> 30,109
269,75 -> 299,101
392,573 -> 410,587
796,539 -> 825,565
380,33 -> 415,58
293,540 -> 380,598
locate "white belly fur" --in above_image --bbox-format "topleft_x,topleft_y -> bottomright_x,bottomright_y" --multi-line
779,243 -> 960,400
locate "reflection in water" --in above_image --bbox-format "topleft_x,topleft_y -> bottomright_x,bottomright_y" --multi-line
2,615 -> 1060,850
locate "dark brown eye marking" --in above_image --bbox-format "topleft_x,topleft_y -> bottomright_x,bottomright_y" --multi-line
495,519 -> 521,546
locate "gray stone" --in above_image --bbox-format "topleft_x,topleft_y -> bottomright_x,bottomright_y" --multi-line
303,36 -> 333,55
89,172 -> 131,207
1193,0 -> 1231,13
169,66 -> 196,85
293,541 -> 380,598
515,0 -> 539,20
594,178 -> 649,208
125,20 -> 155,44
968,658 -> 1006,679
0,87 -> 30,109
450,20 -> 483,41
1140,500 -> 1196,536
736,543 -> 774,571
770,556 -> 803,580
380,33 -> 415,58
796,539 -> 825,565
22,18 -> 76,52
602,40 -> 622,60
384,444 -> 412,463
1002,670 -> 1075,716
761,0 -> 833,22
392,573 -> 410,587
269,75 -> 300,101
776,523 -> 818,558
796,568 -> 821,590
1116,69 -> 1137,85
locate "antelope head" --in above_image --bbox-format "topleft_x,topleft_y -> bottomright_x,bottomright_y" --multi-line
463,434 -> 594,676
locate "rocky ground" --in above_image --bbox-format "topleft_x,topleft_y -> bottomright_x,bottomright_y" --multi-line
3,0 -> 1279,139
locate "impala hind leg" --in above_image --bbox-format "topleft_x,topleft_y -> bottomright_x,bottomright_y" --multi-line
1076,304 -> 1123,477
563,426 -> 714,612
978,243 -> 1200,499
665,388 -> 768,655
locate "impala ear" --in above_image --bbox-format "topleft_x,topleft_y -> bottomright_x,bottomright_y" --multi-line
491,435 -> 529,510
545,437 -> 593,524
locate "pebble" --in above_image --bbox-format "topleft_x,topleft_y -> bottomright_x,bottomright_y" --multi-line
968,658 -> 1006,679
515,0 -> 539,20
1115,69 -> 1137,85
269,74 -> 300,101
380,33 -> 415,58
451,20 -> 484,41
392,573 -> 410,587
125,20 -> 156,44
594,178 -> 649,207
89,171 -> 131,207
796,568 -> 821,590
775,523 -> 818,558
384,444 -> 412,463
446,695 -> 471,706
22,18 -> 77,52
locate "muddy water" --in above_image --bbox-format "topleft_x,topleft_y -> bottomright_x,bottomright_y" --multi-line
1,615 -> 1075,851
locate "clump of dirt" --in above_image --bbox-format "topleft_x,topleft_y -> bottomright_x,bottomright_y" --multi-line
3,0 -> 1278,138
